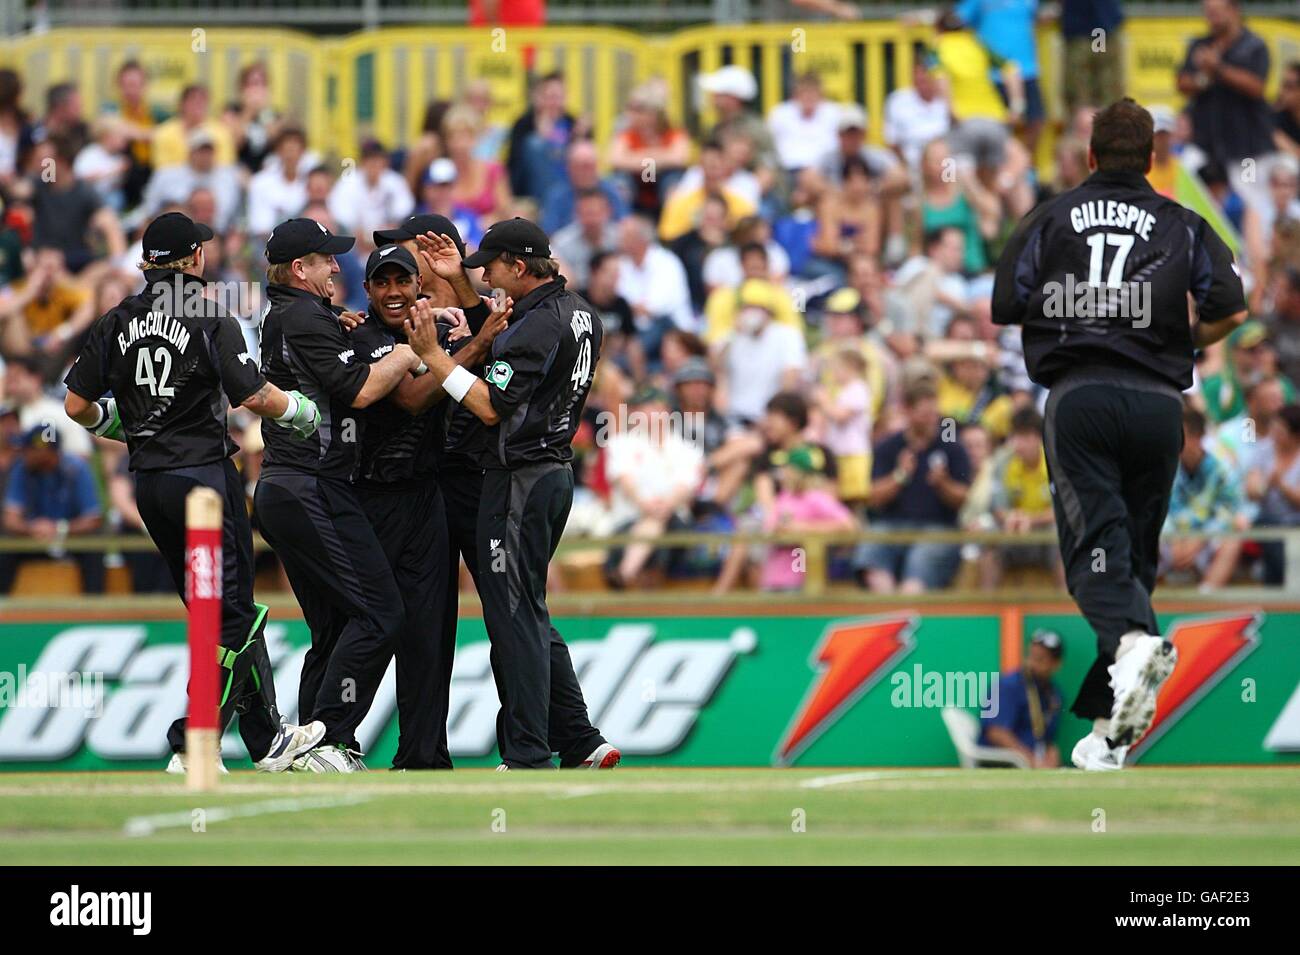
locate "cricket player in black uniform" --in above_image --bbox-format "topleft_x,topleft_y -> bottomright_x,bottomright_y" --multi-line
992,100 -> 1248,770
350,244 -> 508,768
407,218 -> 620,770
63,212 -> 326,773
253,218 -> 426,772
372,217 -> 496,637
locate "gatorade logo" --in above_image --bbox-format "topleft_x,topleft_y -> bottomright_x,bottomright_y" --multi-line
776,615 -> 917,765
1129,612 -> 1260,758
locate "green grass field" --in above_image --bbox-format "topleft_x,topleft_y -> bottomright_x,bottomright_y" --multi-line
1,767 -> 1297,865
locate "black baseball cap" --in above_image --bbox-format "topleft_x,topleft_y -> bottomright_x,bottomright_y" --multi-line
141,212 -> 214,266
265,217 -> 355,264
373,213 -> 466,257
463,217 -> 550,268
365,244 -> 420,280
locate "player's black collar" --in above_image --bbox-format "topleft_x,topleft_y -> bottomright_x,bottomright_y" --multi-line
511,276 -> 566,315
142,268 -> 206,291
1085,169 -> 1156,192
267,282 -> 335,309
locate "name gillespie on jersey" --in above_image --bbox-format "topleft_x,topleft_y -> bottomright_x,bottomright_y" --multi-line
116,312 -> 192,356
1069,200 -> 1157,240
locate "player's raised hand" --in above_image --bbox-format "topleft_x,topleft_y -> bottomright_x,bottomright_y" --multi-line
435,306 -> 471,341
415,231 -> 466,281
477,294 -> 512,344
404,300 -> 441,359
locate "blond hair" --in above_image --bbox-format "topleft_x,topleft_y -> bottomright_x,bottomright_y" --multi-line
138,251 -> 198,272
265,251 -> 327,286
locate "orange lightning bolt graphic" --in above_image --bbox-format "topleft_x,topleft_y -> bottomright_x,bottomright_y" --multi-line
1129,612 -> 1260,758
775,615 -> 917,766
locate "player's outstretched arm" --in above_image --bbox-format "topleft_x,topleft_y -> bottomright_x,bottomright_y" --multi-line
1191,309 -> 1248,349
391,298 -> 511,416
240,381 -> 321,439
65,390 -> 125,442
352,343 -> 424,408
405,307 -> 501,426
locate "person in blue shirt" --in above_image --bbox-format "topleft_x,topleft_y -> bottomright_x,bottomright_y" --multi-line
1162,404 -> 1247,589
0,425 -> 103,593
955,0 -> 1045,148
854,380 -> 972,592
539,140 -> 628,235
980,629 -> 1064,767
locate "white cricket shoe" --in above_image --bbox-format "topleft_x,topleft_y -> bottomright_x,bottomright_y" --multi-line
255,720 -> 326,773
495,764 -> 511,772
576,742 -> 621,769
1071,732 -> 1128,771
1108,633 -> 1178,747
165,752 -> 229,775
293,743 -> 367,773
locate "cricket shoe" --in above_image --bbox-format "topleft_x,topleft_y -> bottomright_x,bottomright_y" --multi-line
495,764 -> 510,772
165,752 -> 229,775
255,720 -> 326,773
576,743 -> 621,769
1071,732 -> 1128,771
1108,633 -> 1178,747
293,743 -> 367,773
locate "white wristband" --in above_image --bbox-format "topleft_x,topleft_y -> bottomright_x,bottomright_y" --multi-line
412,360 -> 429,377
275,391 -> 299,422
443,365 -> 476,403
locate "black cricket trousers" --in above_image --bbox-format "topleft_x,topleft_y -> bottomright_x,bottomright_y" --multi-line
1042,366 -> 1183,720
254,467 -> 404,748
135,458 -> 279,761
475,462 -> 605,768
358,482 -> 451,769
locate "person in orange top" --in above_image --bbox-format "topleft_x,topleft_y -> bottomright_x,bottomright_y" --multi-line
607,82 -> 691,220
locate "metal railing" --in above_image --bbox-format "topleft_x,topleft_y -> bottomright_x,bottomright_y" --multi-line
3,526 -> 1297,600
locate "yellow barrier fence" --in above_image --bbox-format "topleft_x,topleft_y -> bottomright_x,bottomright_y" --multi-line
3,19 -> 1298,160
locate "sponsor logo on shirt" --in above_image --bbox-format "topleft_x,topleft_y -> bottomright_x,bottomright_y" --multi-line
338,348 -> 355,364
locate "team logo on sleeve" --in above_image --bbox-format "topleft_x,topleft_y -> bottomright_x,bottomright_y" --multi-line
487,360 -> 514,390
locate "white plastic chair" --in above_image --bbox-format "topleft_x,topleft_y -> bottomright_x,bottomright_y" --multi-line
942,706 -> 1031,769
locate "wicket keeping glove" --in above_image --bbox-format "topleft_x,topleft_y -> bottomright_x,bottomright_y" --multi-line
273,389 -> 321,440
87,398 -> 125,443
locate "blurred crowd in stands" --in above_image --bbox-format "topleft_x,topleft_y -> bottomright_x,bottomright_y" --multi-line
2,0 -> 1300,596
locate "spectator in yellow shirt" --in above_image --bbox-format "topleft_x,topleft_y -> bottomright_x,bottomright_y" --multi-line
1146,105 -> 1178,199
151,84 -> 236,169
703,251 -> 802,346
0,246 -> 92,360
658,139 -> 756,243
980,406 -> 1060,589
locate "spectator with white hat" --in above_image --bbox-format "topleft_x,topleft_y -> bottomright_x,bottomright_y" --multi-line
699,65 -> 780,196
